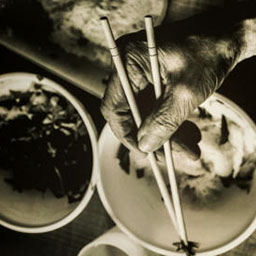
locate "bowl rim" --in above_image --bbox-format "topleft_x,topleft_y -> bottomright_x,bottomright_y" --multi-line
0,72 -> 99,233
97,93 -> 256,256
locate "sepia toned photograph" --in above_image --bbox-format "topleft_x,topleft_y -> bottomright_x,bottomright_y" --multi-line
0,0 -> 256,256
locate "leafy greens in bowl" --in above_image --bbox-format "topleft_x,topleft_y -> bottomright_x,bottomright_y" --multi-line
0,73 -> 98,233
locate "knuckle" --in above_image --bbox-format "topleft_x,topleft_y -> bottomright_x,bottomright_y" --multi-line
172,84 -> 199,116
100,100 -> 112,121
153,109 -> 179,135
173,84 -> 194,102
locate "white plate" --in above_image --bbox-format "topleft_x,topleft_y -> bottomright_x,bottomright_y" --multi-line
0,72 -> 99,233
97,93 -> 256,256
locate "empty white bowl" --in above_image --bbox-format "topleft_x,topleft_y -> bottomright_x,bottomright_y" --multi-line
78,226 -> 157,256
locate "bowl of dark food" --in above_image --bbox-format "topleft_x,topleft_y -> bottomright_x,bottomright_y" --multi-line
0,73 -> 98,233
98,93 -> 256,256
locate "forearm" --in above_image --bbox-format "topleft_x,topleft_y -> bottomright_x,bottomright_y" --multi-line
221,0 -> 256,62
159,1 -> 256,66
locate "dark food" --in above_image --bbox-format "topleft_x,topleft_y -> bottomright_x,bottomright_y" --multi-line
116,143 -> 130,175
173,240 -> 199,256
220,167 -> 254,193
0,83 -> 92,203
219,115 -> 229,145
198,107 -> 212,119
136,169 -> 145,179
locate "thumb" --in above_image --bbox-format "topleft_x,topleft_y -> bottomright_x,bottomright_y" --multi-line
137,84 -> 201,154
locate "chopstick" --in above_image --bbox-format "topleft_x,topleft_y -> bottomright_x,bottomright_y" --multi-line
144,15 -> 189,246
100,17 -> 179,233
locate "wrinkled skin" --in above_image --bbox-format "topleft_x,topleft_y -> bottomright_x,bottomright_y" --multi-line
101,11 -> 246,158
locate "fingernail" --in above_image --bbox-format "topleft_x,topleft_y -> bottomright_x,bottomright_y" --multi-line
138,134 -> 162,153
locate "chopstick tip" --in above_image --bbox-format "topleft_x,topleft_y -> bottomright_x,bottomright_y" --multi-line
100,16 -> 108,21
144,15 -> 154,28
145,15 -> 152,19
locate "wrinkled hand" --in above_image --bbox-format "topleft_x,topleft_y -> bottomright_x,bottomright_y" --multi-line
101,9 -> 251,158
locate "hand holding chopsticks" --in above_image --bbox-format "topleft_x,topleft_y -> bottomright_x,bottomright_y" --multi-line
100,15 -> 178,234
101,16 -> 198,256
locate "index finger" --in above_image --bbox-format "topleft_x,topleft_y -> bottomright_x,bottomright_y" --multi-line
101,70 -> 145,155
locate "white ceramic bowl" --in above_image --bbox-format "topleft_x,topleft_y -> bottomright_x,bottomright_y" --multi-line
77,226 -> 157,256
0,73 -> 99,233
97,93 -> 256,256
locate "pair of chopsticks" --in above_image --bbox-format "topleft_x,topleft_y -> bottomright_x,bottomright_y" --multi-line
101,16 -> 197,255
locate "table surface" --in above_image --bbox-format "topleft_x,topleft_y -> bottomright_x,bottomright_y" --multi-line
1,40 -> 256,256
